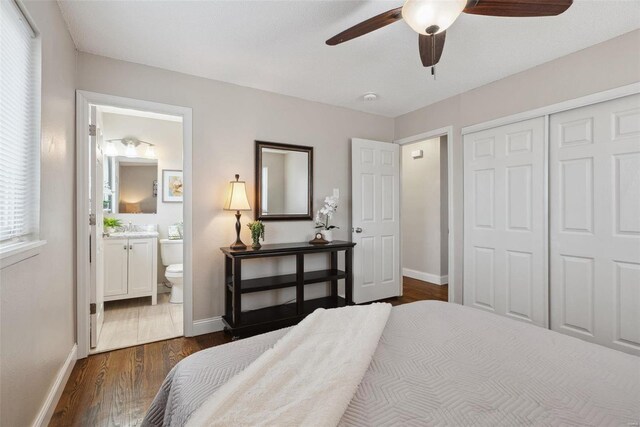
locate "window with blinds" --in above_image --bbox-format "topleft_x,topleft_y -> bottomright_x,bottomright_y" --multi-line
0,0 -> 41,250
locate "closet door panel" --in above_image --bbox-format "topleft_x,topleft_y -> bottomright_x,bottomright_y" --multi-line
550,93 -> 640,355
464,117 -> 547,327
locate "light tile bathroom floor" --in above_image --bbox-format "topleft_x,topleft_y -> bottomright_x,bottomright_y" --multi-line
91,292 -> 183,354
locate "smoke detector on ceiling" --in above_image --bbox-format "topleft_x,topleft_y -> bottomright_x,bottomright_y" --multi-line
363,92 -> 378,101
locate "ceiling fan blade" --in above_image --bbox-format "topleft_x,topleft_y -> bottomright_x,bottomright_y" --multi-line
419,31 -> 446,67
326,7 -> 403,46
463,0 -> 572,17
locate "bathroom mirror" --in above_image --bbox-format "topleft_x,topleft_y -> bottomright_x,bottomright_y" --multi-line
255,141 -> 313,221
108,156 -> 158,214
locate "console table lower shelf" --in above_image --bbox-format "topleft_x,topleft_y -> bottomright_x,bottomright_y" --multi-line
220,241 -> 356,337
222,295 -> 347,337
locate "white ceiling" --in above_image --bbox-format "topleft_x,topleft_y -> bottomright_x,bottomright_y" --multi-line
58,0 -> 640,117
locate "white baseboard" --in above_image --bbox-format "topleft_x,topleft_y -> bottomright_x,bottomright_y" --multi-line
191,316 -> 225,336
403,268 -> 448,285
33,344 -> 77,427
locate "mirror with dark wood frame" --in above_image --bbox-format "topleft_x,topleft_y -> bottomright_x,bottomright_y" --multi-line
255,140 -> 313,221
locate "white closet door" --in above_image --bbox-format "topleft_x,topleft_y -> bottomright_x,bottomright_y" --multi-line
464,117 -> 547,326
550,94 -> 640,355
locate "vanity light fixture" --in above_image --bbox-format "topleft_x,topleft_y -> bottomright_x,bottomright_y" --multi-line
104,141 -> 119,157
145,144 -> 157,159
223,174 -> 251,250
125,142 -> 137,158
105,137 -> 157,159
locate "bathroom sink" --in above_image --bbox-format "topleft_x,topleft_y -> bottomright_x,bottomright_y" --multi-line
105,231 -> 159,239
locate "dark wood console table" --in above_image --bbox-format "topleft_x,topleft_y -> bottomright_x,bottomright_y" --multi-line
220,240 -> 356,337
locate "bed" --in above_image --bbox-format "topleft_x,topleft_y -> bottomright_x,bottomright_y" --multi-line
143,301 -> 640,426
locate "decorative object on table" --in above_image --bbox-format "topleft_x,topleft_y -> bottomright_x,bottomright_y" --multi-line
168,224 -> 182,240
162,170 -> 183,203
315,194 -> 339,242
247,220 -> 265,249
309,232 -> 329,245
103,217 -> 122,234
224,174 -> 252,250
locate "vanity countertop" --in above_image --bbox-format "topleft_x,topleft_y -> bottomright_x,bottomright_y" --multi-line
103,231 -> 159,240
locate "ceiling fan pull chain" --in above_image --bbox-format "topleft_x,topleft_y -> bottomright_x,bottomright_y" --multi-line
431,34 -> 436,80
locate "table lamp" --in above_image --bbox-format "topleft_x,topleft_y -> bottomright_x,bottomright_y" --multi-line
224,174 -> 251,250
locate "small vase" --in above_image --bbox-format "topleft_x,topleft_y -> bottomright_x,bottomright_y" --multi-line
321,229 -> 333,242
251,240 -> 262,249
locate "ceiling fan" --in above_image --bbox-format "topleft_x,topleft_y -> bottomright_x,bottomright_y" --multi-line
326,0 -> 573,74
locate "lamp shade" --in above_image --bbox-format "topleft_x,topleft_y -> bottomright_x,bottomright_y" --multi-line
224,175 -> 251,211
125,142 -> 137,158
145,144 -> 157,159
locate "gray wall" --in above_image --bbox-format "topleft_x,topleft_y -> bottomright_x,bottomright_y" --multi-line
76,51 -> 395,318
0,1 -> 77,425
394,29 -> 640,304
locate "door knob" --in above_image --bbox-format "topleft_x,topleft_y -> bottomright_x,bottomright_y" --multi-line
353,227 -> 363,233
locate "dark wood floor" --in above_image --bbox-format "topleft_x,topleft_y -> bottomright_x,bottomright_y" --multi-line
50,278 -> 447,427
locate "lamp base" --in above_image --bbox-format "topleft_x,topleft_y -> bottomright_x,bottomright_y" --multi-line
230,241 -> 247,250
230,211 -> 247,250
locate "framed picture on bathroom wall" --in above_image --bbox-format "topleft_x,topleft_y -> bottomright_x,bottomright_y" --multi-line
162,170 -> 183,203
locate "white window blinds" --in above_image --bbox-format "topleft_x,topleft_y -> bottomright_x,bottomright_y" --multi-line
0,0 -> 41,247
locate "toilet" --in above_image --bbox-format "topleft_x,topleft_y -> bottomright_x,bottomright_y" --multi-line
160,239 -> 183,304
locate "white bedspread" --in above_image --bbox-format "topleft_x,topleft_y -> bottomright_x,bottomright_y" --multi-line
186,303 -> 392,427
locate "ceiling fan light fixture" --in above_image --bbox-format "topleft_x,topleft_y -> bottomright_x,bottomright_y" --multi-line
402,0 -> 466,35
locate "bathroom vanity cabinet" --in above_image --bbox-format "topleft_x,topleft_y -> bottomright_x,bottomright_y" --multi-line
103,236 -> 158,305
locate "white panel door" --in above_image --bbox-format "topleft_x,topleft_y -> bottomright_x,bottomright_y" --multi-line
89,106 -> 105,348
128,238 -> 157,301
351,138 -> 400,303
103,238 -> 128,297
550,94 -> 640,355
464,117 -> 547,326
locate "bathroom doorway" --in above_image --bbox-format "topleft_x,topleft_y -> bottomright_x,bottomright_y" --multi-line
76,91 -> 193,358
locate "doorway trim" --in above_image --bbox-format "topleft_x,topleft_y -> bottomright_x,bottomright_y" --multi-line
395,126 -> 455,303
75,90 -> 193,359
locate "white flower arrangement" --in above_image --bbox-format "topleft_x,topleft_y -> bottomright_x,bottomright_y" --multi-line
315,195 -> 339,230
